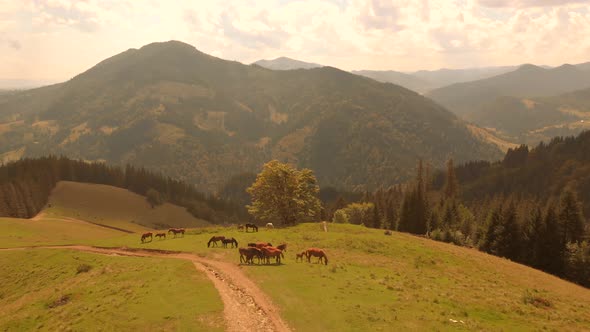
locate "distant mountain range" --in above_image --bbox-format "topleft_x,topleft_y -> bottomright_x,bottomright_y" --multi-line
253,57 -> 322,70
0,41 -> 501,192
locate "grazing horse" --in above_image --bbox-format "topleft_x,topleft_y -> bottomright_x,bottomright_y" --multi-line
384,230 -> 392,236
261,246 -> 283,264
207,236 -> 226,247
155,232 -> 166,240
245,223 -> 258,232
239,247 -> 263,264
248,242 -> 272,249
222,237 -> 239,248
265,223 -> 274,229
141,232 -> 153,243
237,224 -> 245,232
168,228 -> 185,238
295,251 -> 306,262
306,248 -> 328,265
277,243 -> 287,252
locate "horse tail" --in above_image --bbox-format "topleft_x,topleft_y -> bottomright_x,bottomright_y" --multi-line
324,254 -> 328,265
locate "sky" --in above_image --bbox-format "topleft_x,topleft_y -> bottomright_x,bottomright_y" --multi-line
1,0 -> 590,82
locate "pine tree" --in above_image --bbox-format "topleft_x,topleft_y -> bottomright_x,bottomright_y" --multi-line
539,204 -> 564,275
481,204 -> 503,254
444,158 -> 458,199
558,189 -> 586,244
496,201 -> 521,261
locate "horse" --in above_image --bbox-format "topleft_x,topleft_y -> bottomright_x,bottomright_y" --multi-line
248,242 -> 272,249
384,230 -> 392,236
266,223 -> 274,229
155,232 -> 166,240
237,224 -> 244,232
306,248 -> 328,265
245,223 -> 258,232
222,237 -> 239,248
141,232 -> 153,243
295,251 -> 306,262
261,246 -> 283,264
168,228 -> 185,237
277,243 -> 287,252
207,236 -> 226,247
239,247 -> 263,264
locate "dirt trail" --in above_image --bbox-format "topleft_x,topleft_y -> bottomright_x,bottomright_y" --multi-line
1,245 -> 290,332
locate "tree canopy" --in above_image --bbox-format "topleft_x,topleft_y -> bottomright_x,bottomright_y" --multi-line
247,160 -> 321,226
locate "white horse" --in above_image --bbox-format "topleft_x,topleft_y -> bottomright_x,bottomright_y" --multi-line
266,222 -> 274,229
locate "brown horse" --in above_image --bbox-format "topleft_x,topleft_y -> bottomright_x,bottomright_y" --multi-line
208,236 -> 226,247
141,232 -> 153,243
306,248 -> 328,265
239,247 -> 263,264
277,243 -> 287,252
155,232 -> 166,240
168,228 -> 185,238
295,251 -> 306,262
237,224 -> 245,232
245,223 -> 258,232
222,237 -> 239,248
247,242 -> 272,249
261,247 -> 283,264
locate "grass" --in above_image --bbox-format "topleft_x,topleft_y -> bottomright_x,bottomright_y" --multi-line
89,223 -> 590,331
0,217 -> 125,248
3,212 -> 590,331
44,181 -> 210,231
0,249 -> 224,331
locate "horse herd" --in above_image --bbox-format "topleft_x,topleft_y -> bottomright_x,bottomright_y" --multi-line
140,228 -> 185,243
208,235 -> 328,265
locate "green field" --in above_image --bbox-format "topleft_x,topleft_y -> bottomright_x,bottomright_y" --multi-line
0,249 -> 224,331
3,184 -> 590,331
88,223 -> 590,331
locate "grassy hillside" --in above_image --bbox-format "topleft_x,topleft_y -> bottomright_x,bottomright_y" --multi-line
44,181 -> 210,231
428,64 -> 590,117
0,40 -> 501,191
88,223 -> 590,331
0,217 -> 124,248
0,249 -> 223,331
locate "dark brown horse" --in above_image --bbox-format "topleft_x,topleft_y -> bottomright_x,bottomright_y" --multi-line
141,232 -> 153,243
277,243 -> 287,252
155,232 -> 166,240
306,248 -> 328,265
239,247 -> 263,264
222,237 -> 239,248
261,246 -> 283,264
208,236 -> 226,247
168,228 -> 185,237
245,223 -> 258,232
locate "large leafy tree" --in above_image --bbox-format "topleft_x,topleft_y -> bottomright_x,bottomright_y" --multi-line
247,160 -> 322,226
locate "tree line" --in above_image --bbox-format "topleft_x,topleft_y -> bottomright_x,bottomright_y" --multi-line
0,156 -> 245,223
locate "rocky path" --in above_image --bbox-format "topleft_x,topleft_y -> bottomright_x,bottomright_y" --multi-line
1,245 -> 291,332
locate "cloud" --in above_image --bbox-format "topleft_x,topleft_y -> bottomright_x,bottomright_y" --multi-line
478,0 -> 590,8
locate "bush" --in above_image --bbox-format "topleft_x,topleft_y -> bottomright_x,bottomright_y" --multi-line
76,264 -> 92,274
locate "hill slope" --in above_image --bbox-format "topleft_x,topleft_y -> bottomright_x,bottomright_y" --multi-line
253,56 -> 322,70
351,70 -> 435,93
0,40 -> 501,191
427,64 -> 590,116
44,181 -> 210,231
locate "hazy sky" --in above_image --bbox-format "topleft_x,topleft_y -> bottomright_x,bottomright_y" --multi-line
2,0 -> 590,81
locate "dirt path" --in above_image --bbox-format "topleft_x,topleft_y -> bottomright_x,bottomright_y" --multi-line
1,245 -> 291,332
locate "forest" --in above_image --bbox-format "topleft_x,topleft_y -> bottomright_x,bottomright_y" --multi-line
0,156 -> 245,223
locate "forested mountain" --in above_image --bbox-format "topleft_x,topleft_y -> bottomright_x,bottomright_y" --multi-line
466,87 -> 590,145
253,57 -> 322,70
0,40 -> 501,192
427,64 -> 590,116
412,66 -> 516,90
0,156 -> 243,223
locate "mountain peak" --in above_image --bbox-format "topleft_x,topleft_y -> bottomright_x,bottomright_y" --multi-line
253,57 -> 322,70
516,64 -> 544,72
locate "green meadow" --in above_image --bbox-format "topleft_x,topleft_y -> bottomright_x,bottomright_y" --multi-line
0,249 -> 223,331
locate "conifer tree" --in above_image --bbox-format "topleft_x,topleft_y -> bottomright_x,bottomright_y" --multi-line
558,189 -> 586,244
